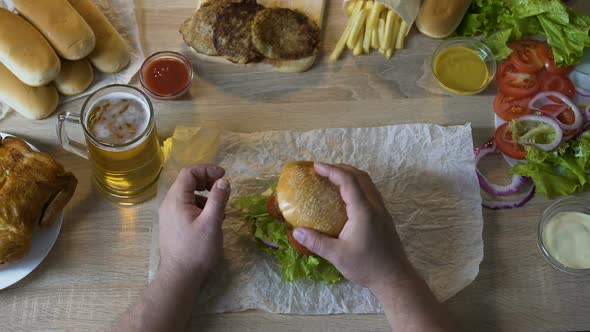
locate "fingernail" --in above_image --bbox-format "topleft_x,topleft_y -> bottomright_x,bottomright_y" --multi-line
314,162 -> 328,171
293,229 -> 305,243
217,178 -> 229,190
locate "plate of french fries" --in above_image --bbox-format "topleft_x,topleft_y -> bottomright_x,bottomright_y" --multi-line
330,0 -> 409,61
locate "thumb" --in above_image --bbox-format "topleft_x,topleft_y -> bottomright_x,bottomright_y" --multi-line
292,228 -> 339,262
199,178 -> 231,227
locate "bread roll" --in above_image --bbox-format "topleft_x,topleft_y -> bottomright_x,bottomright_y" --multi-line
415,0 -> 472,39
276,161 -> 347,237
67,0 -> 131,73
13,0 -> 96,60
55,59 -> 94,96
0,63 -> 59,120
0,9 -> 61,87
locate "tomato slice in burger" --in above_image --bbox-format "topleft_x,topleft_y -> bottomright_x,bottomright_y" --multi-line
496,61 -> 540,98
536,43 -> 573,75
493,91 -> 533,121
267,193 -> 283,221
286,228 -> 314,256
539,73 -> 575,99
494,122 -> 527,160
509,40 -> 545,74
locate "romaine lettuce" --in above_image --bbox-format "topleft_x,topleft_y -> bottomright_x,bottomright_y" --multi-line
511,131 -> 590,197
456,0 -> 590,66
234,189 -> 342,284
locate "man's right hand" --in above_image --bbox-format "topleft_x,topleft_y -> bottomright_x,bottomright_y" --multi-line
293,163 -> 457,332
291,162 -> 413,290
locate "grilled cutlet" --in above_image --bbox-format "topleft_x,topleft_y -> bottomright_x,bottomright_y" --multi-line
213,1 -> 263,64
251,8 -> 320,60
179,0 -> 233,56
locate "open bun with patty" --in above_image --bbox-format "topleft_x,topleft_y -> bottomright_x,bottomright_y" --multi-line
235,161 -> 346,283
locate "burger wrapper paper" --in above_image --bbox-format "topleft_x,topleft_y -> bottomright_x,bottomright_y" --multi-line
342,0 -> 421,30
149,123 -> 484,314
0,0 -> 144,113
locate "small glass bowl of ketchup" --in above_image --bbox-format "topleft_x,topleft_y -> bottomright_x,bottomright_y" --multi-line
140,51 -> 193,100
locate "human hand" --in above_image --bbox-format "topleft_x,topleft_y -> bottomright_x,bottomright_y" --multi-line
292,163 -> 412,289
158,165 -> 231,280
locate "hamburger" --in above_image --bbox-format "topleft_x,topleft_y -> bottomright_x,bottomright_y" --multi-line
235,161 -> 347,283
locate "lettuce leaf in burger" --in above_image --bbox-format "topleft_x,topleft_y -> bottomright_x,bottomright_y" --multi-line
234,161 -> 346,284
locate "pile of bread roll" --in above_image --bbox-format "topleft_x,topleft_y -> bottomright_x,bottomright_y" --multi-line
0,0 -> 130,120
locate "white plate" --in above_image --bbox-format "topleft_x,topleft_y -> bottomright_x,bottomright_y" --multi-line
0,133 -> 64,290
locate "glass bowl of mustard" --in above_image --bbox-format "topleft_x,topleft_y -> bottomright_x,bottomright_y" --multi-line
538,197 -> 590,275
432,37 -> 496,96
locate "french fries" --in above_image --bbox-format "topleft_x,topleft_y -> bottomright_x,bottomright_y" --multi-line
330,0 -> 409,62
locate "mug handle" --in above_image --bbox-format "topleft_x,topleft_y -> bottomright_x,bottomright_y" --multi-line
56,112 -> 89,159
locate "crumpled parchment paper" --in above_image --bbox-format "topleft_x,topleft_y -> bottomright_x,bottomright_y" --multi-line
0,0 -> 144,116
343,0 -> 421,29
149,123 -> 484,314
0,102 -> 11,121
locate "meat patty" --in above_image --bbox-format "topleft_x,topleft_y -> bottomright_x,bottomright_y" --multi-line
213,1 -> 263,64
179,1 -> 233,56
251,8 -> 320,60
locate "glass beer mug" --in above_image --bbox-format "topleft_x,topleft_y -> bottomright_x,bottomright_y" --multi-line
57,85 -> 163,205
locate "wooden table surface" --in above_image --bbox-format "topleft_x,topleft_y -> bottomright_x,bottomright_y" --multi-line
2,0 -> 590,331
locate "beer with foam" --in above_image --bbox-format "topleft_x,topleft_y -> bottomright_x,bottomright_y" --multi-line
57,85 -> 163,204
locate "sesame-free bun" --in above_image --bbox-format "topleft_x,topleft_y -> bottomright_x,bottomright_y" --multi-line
13,0 -> 96,60
67,0 -> 131,73
276,161 -> 347,237
55,59 -> 94,96
415,0 -> 471,39
0,62 -> 58,120
0,9 -> 61,87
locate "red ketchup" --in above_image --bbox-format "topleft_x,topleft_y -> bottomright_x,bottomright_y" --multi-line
142,56 -> 191,98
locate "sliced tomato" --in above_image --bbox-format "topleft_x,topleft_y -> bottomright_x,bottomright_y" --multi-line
509,40 -> 545,74
267,193 -> 283,221
536,43 -> 573,75
494,122 -> 527,160
493,91 -> 533,121
541,104 -> 575,125
539,73 -> 575,99
496,61 -> 540,98
286,228 -> 314,256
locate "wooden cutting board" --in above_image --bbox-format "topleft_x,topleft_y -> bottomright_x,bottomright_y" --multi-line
191,0 -> 326,72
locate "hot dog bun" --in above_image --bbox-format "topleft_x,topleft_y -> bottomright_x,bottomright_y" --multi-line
0,63 -> 58,120
13,0 -> 96,60
55,59 -> 94,96
276,161 -> 347,237
67,0 -> 131,73
415,0 -> 471,39
0,9 -> 61,87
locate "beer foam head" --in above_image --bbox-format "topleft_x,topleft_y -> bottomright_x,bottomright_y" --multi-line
87,93 -> 150,146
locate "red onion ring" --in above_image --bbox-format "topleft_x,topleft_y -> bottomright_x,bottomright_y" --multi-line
514,115 -> 563,151
481,185 -> 536,210
569,70 -> 590,96
576,86 -> 590,97
529,92 -> 583,131
475,140 -> 532,196
259,238 -> 278,249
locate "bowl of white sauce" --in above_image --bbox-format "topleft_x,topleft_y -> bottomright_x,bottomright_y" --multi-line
539,197 -> 590,274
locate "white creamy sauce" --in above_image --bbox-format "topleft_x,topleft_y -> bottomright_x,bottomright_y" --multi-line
543,211 -> 590,269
